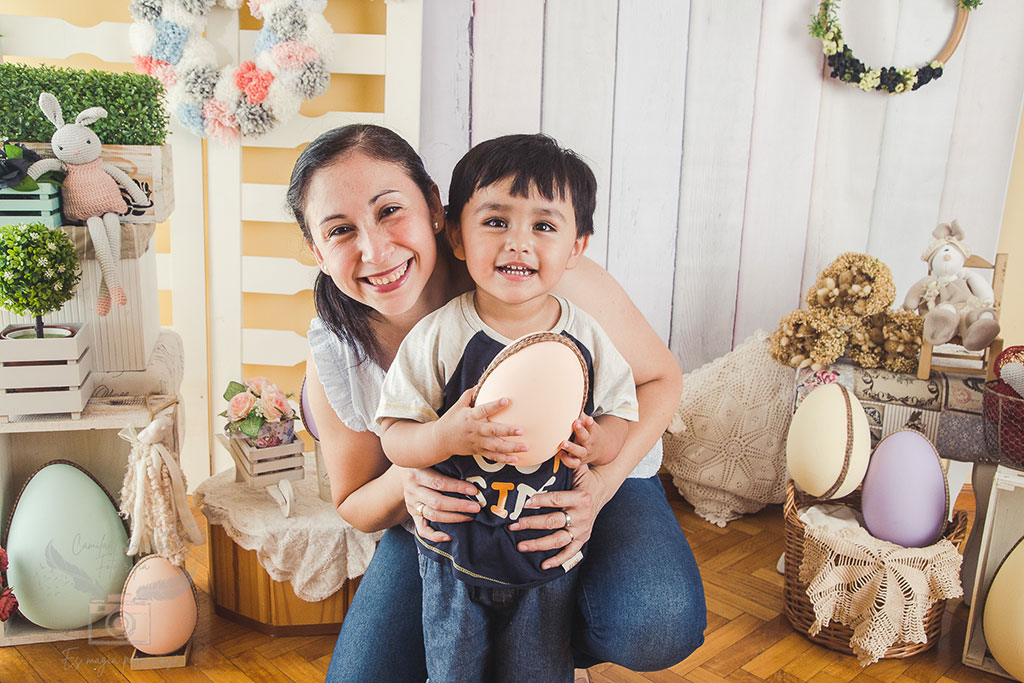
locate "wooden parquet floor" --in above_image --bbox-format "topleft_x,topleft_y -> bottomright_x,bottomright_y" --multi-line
0,483 -> 1003,682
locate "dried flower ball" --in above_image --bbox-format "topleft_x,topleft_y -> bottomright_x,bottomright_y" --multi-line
769,309 -> 849,371
848,313 -> 887,369
806,252 -> 896,321
849,309 -> 923,374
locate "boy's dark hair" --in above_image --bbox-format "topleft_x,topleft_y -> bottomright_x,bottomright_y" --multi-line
446,134 -> 597,238
286,124 -> 438,366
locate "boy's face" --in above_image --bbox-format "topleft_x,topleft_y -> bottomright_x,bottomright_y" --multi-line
449,177 -> 588,307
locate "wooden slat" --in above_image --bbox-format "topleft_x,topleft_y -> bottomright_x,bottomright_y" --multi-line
156,252 -> 172,290
0,15 -> 130,61
383,0 -> 424,150
239,30 -> 384,75
866,0 -> 964,303
470,0 -> 545,143
606,0 -> 690,344
242,329 -> 308,367
670,0 -> 762,369
541,0 -> 618,269
240,111 -> 384,149
242,256 -> 317,295
241,183 -> 290,224
418,0 -> 472,202
732,2 -> 824,345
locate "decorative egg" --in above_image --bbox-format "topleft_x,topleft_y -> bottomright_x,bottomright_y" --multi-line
861,430 -> 947,547
786,383 -> 870,499
300,378 -> 320,441
5,461 -> 131,629
120,555 -> 198,655
473,332 -> 588,466
983,536 -> 1024,681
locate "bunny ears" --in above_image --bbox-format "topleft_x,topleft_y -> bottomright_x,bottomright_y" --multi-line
37,92 -> 108,129
921,219 -> 971,263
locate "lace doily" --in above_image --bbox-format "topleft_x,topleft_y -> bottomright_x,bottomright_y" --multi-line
662,332 -> 795,526
799,520 -> 963,665
194,454 -> 383,602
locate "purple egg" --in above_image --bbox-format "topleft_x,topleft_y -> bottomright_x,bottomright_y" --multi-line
861,430 -> 948,547
301,378 -> 319,441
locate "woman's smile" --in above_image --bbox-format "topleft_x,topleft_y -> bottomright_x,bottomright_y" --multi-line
363,258 -> 412,290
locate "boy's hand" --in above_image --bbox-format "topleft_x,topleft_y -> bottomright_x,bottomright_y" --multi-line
557,415 -> 603,468
433,388 -> 526,464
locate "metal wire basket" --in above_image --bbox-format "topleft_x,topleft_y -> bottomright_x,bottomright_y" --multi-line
982,380 -> 1024,468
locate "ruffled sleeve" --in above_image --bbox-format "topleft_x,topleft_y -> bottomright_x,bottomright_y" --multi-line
307,317 -> 387,436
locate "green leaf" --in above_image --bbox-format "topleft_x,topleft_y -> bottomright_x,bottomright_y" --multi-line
223,381 -> 248,401
11,176 -> 38,192
238,413 -> 263,439
5,143 -> 23,159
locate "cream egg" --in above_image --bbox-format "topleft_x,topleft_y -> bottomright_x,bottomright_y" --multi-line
983,536 -> 1024,681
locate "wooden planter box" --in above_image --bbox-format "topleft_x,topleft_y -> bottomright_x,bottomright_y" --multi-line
0,243 -> 159,372
0,182 -> 62,227
217,433 -> 304,489
963,465 -> 1024,680
0,322 -> 93,421
19,143 -> 173,224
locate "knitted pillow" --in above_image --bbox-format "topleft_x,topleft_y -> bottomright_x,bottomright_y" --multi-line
662,332 -> 795,526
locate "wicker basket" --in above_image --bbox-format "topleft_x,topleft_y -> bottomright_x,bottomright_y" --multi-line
783,480 -> 968,658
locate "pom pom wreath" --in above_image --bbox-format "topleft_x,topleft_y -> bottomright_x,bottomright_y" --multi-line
769,310 -> 849,371
131,0 -> 330,142
806,252 -> 896,322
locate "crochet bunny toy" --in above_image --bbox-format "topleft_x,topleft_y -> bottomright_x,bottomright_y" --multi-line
903,220 -> 1000,351
27,92 -> 149,316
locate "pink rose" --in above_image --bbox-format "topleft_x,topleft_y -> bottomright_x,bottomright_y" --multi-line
245,376 -> 274,397
0,589 -> 17,622
0,547 -> 7,573
259,389 -> 293,422
227,391 -> 258,421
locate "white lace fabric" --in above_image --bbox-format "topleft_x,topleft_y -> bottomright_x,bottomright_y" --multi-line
662,332 -> 795,526
194,454 -> 383,602
799,521 -> 963,665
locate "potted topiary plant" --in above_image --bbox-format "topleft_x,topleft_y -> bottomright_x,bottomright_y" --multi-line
0,222 -> 94,420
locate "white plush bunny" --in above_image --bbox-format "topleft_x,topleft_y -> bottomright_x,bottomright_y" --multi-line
27,92 -> 149,316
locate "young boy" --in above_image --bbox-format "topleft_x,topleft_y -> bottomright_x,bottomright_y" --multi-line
376,134 -> 638,682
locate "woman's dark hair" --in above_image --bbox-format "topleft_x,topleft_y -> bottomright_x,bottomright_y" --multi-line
287,124 -> 436,366
446,133 -> 597,238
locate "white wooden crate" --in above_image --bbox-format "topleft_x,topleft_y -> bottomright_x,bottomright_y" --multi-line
964,465 -> 1024,680
216,433 -> 303,489
0,242 -> 159,372
0,322 -> 93,420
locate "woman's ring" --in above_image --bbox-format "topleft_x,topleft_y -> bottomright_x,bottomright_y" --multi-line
566,528 -> 575,543
563,511 -> 572,529
415,502 -> 426,518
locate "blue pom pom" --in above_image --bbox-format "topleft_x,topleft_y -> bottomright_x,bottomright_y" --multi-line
152,18 -> 190,65
253,28 -> 282,56
177,104 -> 206,136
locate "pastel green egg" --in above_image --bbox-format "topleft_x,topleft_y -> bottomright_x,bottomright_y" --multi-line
6,462 -> 131,630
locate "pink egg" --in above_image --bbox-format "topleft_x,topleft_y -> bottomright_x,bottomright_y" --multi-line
473,332 -> 588,466
120,555 -> 198,655
861,430 -> 948,547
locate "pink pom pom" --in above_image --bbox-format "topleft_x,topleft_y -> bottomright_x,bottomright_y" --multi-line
271,41 -> 318,69
203,99 -> 240,143
235,61 -> 275,104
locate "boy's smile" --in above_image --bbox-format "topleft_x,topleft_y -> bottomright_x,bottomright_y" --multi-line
450,177 -> 588,320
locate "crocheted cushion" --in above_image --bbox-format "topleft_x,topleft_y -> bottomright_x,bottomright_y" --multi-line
662,332 -> 795,526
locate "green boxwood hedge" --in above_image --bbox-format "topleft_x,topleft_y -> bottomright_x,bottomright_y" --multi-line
0,63 -> 168,146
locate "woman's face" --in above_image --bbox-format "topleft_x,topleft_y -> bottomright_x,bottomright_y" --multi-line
304,151 -> 444,317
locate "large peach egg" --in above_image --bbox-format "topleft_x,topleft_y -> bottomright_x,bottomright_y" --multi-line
786,383 -> 870,499
473,332 -> 588,466
5,461 -> 131,629
983,536 -> 1024,681
861,430 -> 948,547
120,555 -> 198,655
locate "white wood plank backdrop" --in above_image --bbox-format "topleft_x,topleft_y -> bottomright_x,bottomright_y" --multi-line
435,0 -> 1024,371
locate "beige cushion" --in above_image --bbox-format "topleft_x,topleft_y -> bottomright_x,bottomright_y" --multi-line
662,332 -> 795,526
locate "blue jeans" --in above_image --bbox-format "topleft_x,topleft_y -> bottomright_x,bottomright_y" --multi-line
325,476 -> 706,681
419,554 -> 577,682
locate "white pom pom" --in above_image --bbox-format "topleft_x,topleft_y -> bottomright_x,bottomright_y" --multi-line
264,79 -> 301,121
255,51 -> 276,74
217,0 -> 245,9
305,14 -> 333,55
182,35 -> 217,65
129,21 -> 157,55
161,3 -> 204,31
213,65 -> 242,108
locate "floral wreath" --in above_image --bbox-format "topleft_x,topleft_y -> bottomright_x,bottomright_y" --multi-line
810,0 -> 980,94
129,0 -> 332,143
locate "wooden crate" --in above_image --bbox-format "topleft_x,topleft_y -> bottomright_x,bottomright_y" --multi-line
963,465 -> 1024,680
217,433 -> 304,489
0,244 -> 160,372
207,521 -> 358,635
19,143 -> 173,224
0,183 -> 62,227
0,322 -> 93,420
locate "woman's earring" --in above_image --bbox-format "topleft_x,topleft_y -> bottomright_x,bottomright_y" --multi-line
433,221 -> 442,234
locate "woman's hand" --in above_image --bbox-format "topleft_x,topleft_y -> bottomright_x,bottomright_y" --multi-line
402,467 -> 482,543
508,464 -> 612,570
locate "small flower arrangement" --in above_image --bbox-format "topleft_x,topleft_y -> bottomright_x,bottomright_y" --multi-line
0,546 -> 17,622
221,377 -> 296,448
0,222 -> 81,338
